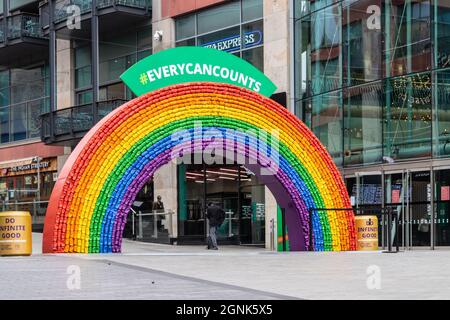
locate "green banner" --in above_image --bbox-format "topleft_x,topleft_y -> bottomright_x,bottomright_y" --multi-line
120,47 -> 277,97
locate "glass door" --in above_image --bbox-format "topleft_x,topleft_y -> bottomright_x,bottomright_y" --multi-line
205,165 -> 240,242
408,170 -> 432,247
434,169 -> 450,247
352,172 -> 384,247
239,168 -> 265,245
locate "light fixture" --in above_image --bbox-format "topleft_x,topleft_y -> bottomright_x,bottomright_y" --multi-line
186,172 -> 204,177
218,176 -> 236,180
205,170 -> 239,177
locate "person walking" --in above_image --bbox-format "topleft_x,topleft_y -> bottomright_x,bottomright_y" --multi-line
206,202 -> 225,250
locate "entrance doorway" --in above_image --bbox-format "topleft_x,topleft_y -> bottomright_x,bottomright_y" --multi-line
177,162 -> 266,246
348,168 -> 439,249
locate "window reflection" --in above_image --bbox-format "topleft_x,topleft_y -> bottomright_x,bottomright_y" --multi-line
384,73 -> 432,160
310,5 -> 341,95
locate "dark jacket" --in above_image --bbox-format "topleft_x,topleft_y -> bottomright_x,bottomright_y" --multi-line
206,205 -> 225,227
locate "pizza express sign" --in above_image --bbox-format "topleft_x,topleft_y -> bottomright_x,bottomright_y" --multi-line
120,47 -> 277,97
202,30 -> 263,52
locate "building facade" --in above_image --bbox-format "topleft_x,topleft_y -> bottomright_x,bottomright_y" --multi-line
294,0 -> 450,248
1,0 -> 293,250
3,0 -> 446,250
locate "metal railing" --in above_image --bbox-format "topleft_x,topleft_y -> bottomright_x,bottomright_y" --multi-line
40,99 -> 127,142
0,13 -> 47,42
53,0 -> 151,23
129,210 -> 175,241
308,207 -> 400,253
1,200 -> 49,225
54,0 -> 93,23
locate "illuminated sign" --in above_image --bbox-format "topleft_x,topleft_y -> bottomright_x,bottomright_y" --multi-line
201,30 -> 263,52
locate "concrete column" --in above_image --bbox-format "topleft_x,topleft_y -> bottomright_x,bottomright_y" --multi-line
263,0 -> 291,111
56,39 -> 74,109
151,1 -> 178,238
265,186 -> 278,250
152,0 -> 175,53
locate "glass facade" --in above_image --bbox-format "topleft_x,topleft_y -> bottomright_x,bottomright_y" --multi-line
294,0 -> 450,167
0,64 -> 50,144
175,0 -> 264,71
72,24 -> 152,105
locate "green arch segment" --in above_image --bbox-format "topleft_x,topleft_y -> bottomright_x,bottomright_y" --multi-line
120,47 -> 277,97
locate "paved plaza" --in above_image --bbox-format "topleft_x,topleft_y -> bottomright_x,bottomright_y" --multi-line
1,233 -> 450,299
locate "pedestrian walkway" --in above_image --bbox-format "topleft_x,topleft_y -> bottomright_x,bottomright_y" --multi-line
3,233 -> 450,299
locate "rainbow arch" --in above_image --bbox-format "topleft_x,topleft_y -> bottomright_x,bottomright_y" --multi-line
42,83 -> 356,253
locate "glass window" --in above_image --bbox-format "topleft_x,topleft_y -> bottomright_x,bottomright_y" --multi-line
342,0 -> 382,87
295,0 -> 310,17
242,20 -> 263,49
76,90 -> 93,105
296,16 -> 310,100
176,38 -> 196,47
75,45 -> 91,69
175,0 -> 264,71
10,67 -> 46,104
311,90 -> 343,165
242,46 -> 264,71
99,83 -> 125,101
242,0 -> 263,22
27,99 -> 44,138
310,5 -> 342,95
435,0 -> 450,69
311,0 -> 338,13
75,46 -> 91,89
385,0 -> 431,77
383,72 -> 432,160
11,103 -> 27,141
0,87 -> 9,108
197,1 -> 240,34
0,106 -> 9,143
175,15 -> 196,40
75,66 -> 91,89
98,25 -> 151,86
343,82 -> 383,166
198,26 -> 241,52
137,27 -> 152,50
433,69 -> 450,158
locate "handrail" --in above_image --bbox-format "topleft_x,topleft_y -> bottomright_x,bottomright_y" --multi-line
40,98 -> 128,140
40,98 -> 127,117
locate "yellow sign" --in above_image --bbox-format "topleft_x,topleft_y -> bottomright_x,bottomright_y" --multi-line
0,211 -> 32,256
355,215 -> 378,251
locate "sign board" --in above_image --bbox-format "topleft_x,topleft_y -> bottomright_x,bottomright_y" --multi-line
120,47 -> 277,97
0,157 -> 58,178
442,186 -> 450,201
202,30 -> 263,52
355,215 -> 378,251
0,211 -> 32,256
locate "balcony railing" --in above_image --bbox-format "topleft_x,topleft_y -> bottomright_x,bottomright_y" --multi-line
53,0 -> 150,24
0,13 -> 46,43
40,99 -> 127,143
54,0 -> 93,23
